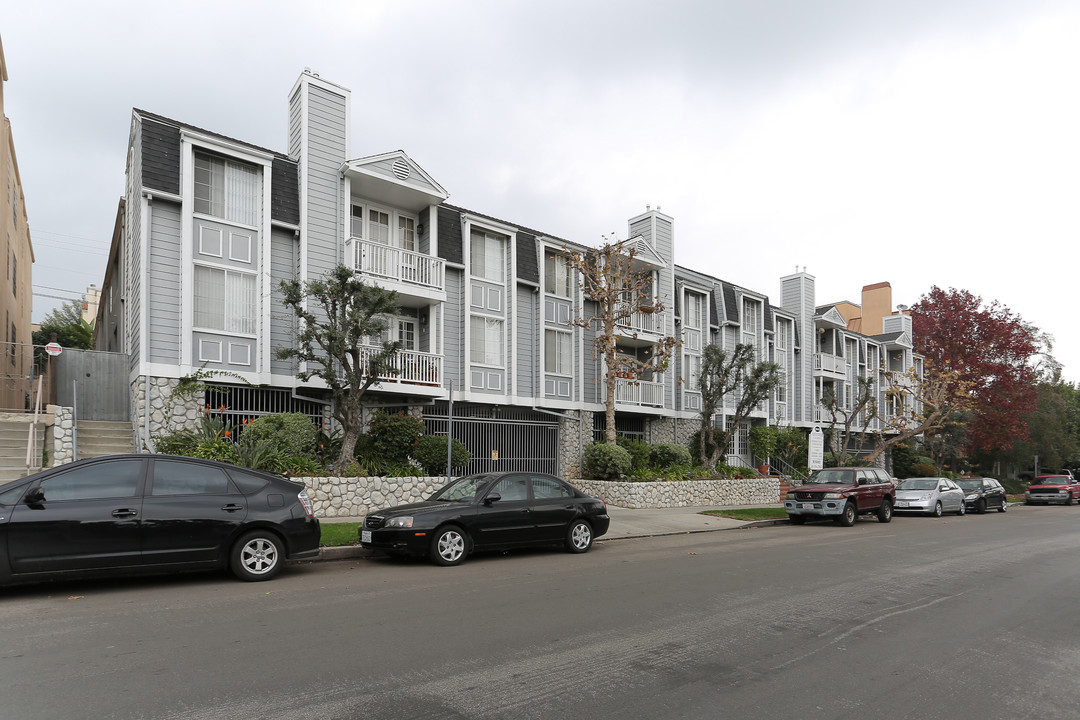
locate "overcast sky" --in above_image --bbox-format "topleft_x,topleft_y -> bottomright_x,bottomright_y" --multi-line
5,1 -> 1079,381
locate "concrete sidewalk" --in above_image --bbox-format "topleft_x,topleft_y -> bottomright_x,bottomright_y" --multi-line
312,504 -> 782,561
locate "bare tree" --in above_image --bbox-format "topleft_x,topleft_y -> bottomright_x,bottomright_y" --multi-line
561,237 -> 677,444
697,343 -> 781,467
277,264 -> 401,474
819,376 -> 878,465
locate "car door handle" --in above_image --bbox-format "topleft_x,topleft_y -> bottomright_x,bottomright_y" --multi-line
221,504 -> 244,512
112,509 -> 138,518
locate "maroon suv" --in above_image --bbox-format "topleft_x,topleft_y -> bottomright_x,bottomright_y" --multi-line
785,467 -> 897,526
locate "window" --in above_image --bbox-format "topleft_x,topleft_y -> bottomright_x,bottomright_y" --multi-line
398,216 -> 416,251
545,330 -> 572,375
545,251 -> 572,297
470,316 -> 504,366
151,460 -> 231,495
685,292 -> 703,329
491,475 -> 529,502
194,153 -> 260,226
351,204 -> 416,250
684,353 -> 701,391
194,265 -> 257,335
471,230 -> 505,281
37,460 -> 143,501
369,209 -> 390,244
11,254 -> 15,297
398,319 -> 416,351
742,298 -> 757,334
532,476 -> 573,499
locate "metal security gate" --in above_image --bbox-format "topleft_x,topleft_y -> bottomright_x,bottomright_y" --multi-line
424,403 -> 561,476
56,349 -> 129,421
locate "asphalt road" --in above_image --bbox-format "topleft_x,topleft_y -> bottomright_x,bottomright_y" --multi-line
3,505 -> 1079,719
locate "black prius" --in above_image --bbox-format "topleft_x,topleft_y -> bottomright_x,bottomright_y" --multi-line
0,454 -> 320,585
360,472 -> 610,566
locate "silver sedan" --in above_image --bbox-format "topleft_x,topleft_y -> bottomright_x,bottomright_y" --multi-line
894,477 -> 966,517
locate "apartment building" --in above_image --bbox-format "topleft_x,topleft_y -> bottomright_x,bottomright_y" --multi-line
0,33 -> 35,414
96,69 -> 918,475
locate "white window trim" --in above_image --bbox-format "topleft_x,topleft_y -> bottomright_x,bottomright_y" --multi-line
228,342 -> 252,366
192,262 -> 259,338
198,227 -> 223,258
545,328 -> 573,376
198,338 -> 222,363
229,231 -> 252,263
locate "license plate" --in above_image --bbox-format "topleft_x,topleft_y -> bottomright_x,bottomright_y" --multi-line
800,503 -> 815,509
361,530 -> 372,543
896,501 -> 909,508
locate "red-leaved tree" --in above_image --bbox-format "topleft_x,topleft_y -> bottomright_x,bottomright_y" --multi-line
910,286 -> 1038,453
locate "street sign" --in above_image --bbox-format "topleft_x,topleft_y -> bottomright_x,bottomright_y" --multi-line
808,426 -> 824,470
45,342 -> 63,357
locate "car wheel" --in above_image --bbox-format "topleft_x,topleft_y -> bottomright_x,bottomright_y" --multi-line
231,530 -> 284,582
976,498 -> 986,514
999,498 -> 1008,513
1066,495 -> 1073,506
788,514 -> 806,525
876,498 -> 893,523
566,519 -> 594,553
837,501 -> 857,527
957,501 -> 965,516
931,501 -> 943,518
430,526 -> 468,566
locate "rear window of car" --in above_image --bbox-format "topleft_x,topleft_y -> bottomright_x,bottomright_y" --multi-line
228,469 -> 273,494
151,460 -> 232,496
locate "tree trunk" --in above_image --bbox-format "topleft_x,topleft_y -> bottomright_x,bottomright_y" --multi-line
333,423 -> 362,475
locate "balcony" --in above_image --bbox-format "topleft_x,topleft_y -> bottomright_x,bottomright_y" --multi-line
813,353 -> 847,379
615,310 -> 665,346
614,377 -> 664,408
352,239 -> 445,306
360,346 -> 442,389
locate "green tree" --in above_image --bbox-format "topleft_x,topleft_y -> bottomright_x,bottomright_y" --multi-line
276,265 -> 400,474
696,343 -> 781,468
32,300 -> 94,368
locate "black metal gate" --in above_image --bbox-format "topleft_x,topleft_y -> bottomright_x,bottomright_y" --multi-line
424,403 -> 561,476
56,349 -> 129,421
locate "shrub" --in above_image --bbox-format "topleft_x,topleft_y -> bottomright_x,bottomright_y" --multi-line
245,413 -> 318,458
411,434 -> 472,475
583,442 -> 632,479
911,462 -> 939,477
369,411 -> 425,465
616,437 -> 651,471
650,443 -> 692,469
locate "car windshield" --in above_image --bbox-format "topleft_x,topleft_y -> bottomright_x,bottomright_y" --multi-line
898,479 -> 939,491
805,469 -> 854,485
1034,477 -> 1065,484
954,479 -> 982,490
429,474 -> 495,502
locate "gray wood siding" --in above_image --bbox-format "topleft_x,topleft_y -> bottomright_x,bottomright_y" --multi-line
126,118 -> 144,373
148,200 -> 181,364
444,269 -> 464,389
302,84 -> 348,283
516,285 -> 536,398
270,227 -> 297,375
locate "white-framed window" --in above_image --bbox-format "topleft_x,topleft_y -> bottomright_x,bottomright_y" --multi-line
193,152 -> 259,227
544,251 -> 572,297
470,315 -> 504,366
742,298 -> 757,334
193,265 -> 257,335
545,330 -> 572,375
470,229 -> 505,282
685,291 -> 704,330
351,203 -> 416,251
683,353 -> 702,391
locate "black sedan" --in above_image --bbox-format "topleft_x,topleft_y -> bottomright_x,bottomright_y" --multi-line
361,472 -> 610,566
955,477 -> 1008,513
0,454 -> 320,585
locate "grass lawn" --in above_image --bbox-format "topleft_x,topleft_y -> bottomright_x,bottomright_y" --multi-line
704,507 -> 788,521
319,522 -> 361,547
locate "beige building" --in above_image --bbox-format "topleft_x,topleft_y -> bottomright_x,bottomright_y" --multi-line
1,33 -> 35,413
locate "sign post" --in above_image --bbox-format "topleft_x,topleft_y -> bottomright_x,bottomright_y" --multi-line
45,342 -> 63,357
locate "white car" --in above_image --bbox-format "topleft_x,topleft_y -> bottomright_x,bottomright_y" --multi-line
894,477 -> 966,517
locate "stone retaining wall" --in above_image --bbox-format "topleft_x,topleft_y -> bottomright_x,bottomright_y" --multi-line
576,477 -> 780,509
297,474 -> 780,517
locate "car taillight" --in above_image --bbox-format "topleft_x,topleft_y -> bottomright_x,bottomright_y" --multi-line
297,490 -> 314,518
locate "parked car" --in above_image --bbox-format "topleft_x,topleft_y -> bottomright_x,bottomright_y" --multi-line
955,477 -> 1008,513
894,477 -> 966,516
0,454 -> 320,585
361,472 -> 610,566
1025,475 -> 1080,505
784,467 -> 896,526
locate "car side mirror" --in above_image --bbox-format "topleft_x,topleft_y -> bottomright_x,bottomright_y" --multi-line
24,488 -> 45,505
483,492 -> 502,506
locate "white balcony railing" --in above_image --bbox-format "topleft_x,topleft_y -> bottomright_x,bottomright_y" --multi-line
813,353 -> 846,374
614,378 -> 664,407
360,346 -> 442,386
617,310 -> 663,336
353,239 -> 445,291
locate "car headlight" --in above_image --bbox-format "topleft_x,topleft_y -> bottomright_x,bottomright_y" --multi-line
920,493 -> 935,501
385,516 -> 414,528
823,493 -> 843,499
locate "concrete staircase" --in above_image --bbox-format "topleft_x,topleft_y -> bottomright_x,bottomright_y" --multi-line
0,418 -> 45,484
75,420 -> 135,460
